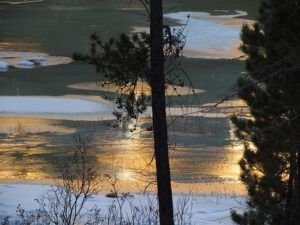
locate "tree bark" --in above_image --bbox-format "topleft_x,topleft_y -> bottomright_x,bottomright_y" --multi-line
150,0 -> 174,225
285,151 -> 296,225
296,149 -> 300,222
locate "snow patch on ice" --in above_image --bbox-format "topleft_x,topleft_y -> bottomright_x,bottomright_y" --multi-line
0,0 -> 44,5
0,96 -> 229,121
163,10 -> 253,59
0,61 -> 11,72
133,10 -> 253,59
19,59 -> 35,68
0,96 -> 115,114
29,56 -> 47,61
0,50 -> 72,72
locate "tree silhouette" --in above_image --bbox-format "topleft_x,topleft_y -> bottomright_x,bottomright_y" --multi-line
149,1 -> 174,224
231,0 -> 300,224
73,1 -> 189,224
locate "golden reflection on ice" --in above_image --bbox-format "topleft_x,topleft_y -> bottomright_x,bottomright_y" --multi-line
0,117 -> 74,183
68,81 -> 204,96
224,117 -> 256,180
0,42 -> 41,52
0,116 -> 246,194
0,117 -> 75,134
99,129 -> 155,183
0,136 -> 51,182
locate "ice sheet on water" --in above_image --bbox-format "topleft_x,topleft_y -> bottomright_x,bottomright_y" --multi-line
0,96 -> 114,114
163,10 -> 253,59
0,0 -> 44,5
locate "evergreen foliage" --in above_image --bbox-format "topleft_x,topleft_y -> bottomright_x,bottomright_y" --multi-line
231,0 -> 300,224
73,27 -> 187,121
74,33 -> 150,119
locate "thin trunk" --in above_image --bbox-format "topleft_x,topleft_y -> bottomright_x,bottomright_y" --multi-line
150,0 -> 174,225
285,152 -> 296,225
296,149 -> 300,222
291,113 -> 300,224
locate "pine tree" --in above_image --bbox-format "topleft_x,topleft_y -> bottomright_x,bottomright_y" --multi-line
73,1 -> 187,223
231,0 -> 300,225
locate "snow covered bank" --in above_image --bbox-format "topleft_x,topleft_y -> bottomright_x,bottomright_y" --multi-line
0,184 -> 246,224
0,51 -> 72,72
0,96 -> 228,121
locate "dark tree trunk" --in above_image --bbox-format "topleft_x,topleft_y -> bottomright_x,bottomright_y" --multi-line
285,151 -> 296,225
296,149 -> 300,222
149,0 -> 174,225
290,112 -> 300,224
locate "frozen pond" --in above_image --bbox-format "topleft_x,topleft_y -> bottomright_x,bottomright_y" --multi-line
0,0 -> 259,197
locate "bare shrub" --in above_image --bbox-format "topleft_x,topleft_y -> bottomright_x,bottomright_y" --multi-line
84,193 -> 194,225
14,205 -> 48,225
0,216 -> 10,225
6,122 -> 27,137
174,195 -> 194,225
36,133 -> 101,225
0,133 -> 195,225
1,192 -> 195,225
85,193 -> 159,225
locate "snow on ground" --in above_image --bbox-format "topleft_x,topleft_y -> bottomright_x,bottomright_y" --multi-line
0,184 -> 246,224
0,96 -> 227,121
0,51 -> 72,72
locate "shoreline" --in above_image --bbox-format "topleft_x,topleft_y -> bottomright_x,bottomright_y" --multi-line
0,179 -> 246,196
